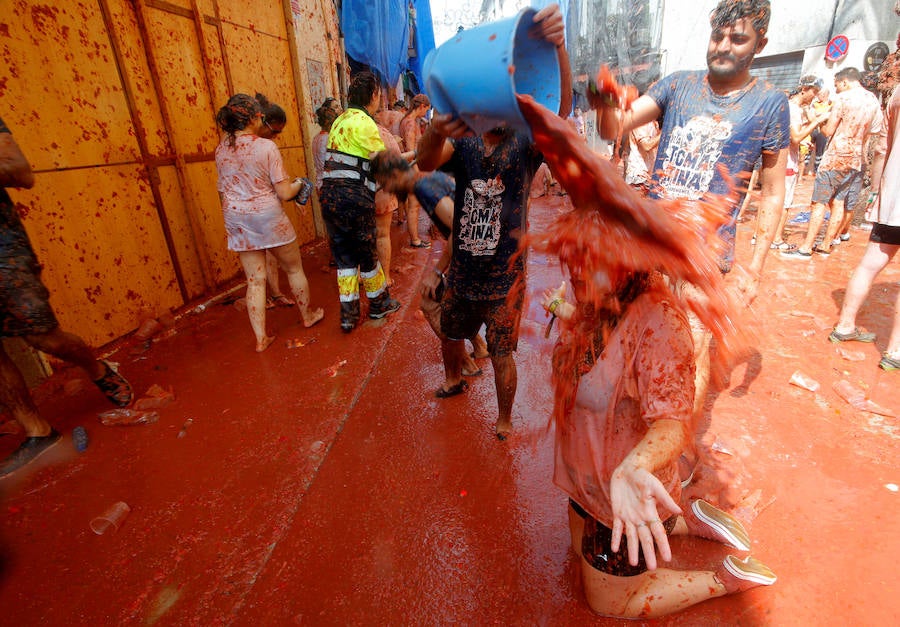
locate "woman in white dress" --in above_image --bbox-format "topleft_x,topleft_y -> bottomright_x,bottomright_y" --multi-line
215,94 -> 323,352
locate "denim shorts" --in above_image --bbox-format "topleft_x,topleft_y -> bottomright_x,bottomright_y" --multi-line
811,169 -> 861,207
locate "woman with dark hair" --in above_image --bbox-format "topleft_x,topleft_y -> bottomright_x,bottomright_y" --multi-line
313,97 -> 342,193
398,93 -> 432,249
215,93 -> 324,352
255,93 -> 295,309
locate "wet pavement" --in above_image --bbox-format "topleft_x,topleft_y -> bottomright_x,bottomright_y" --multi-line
1,178 -> 898,625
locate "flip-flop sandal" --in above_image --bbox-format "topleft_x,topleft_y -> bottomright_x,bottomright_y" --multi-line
410,240 -> 431,249
435,380 -> 468,398
813,246 -> 831,256
829,327 -> 876,343
879,354 -> 900,371
462,367 -> 483,377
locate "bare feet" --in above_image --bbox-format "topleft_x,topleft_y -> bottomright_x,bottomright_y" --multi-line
255,335 -> 276,352
302,307 -> 325,328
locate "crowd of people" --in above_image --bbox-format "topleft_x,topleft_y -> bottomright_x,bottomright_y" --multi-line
2,0 -> 899,619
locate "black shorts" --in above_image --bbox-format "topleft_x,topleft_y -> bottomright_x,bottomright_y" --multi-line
440,286 -> 523,356
571,499 -> 677,577
0,251 -> 59,337
870,223 -> 900,246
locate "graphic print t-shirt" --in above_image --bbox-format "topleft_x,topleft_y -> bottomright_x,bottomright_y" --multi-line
647,71 -> 790,268
446,133 -> 542,300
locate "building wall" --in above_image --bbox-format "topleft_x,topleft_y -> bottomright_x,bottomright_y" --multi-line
0,0 -> 341,348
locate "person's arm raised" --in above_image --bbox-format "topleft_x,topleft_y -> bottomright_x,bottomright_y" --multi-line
530,4 -> 573,118
415,114 -> 462,172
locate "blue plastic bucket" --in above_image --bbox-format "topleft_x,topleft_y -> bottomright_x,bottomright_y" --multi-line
423,8 -> 561,136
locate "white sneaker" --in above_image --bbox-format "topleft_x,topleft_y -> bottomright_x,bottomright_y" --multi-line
685,499 -> 752,551
716,555 -> 777,594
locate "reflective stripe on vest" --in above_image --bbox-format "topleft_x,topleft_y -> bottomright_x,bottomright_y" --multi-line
324,150 -> 376,192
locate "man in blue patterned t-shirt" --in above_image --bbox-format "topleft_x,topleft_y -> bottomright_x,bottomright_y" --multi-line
592,0 -> 789,421
596,0 -> 789,299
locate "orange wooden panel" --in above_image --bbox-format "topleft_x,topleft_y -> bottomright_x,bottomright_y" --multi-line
14,166 -> 184,346
201,21 -> 230,119
154,165 -> 215,298
0,1 -> 141,170
144,6 -> 221,157
106,0 -> 174,157
180,161 -> 241,286
217,0 -> 287,39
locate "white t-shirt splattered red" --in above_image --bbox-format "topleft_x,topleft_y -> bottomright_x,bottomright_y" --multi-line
873,87 -> 899,227
819,84 -> 884,173
215,135 -> 296,251
554,290 -> 695,527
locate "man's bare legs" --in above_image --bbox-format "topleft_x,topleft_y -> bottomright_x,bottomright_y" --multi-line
819,199 -> 846,252
270,242 -> 324,328
407,195 -> 428,247
2,326 -> 109,437
374,211 -> 393,286
798,201 -> 829,253
24,328 -> 105,380
238,250 -> 273,352
439,337 -> 465,392
835,241 -> 898,342
491,352 -> 516,439
0,348 -> 51,437
470,333 -> 489,359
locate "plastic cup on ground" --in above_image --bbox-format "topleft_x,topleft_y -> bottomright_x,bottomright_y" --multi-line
423,7 -> 560,136
90,501 -> 131,535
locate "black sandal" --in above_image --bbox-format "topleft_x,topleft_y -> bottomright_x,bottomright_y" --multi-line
435,380 -> 468,398
93,360 -> 134,407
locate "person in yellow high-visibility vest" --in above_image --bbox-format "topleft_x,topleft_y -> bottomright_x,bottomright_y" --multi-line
322,71 -> 401,332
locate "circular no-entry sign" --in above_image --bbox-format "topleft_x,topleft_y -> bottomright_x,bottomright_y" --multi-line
825,35 -> 850,62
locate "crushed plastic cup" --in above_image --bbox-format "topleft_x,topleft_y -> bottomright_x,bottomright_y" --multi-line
789,370 -> 820,392
134,384 -> 176,410
90,501 -> 131,535
832,380 -> 896,417
98,409 -> 160,426
177,418 -> 194,438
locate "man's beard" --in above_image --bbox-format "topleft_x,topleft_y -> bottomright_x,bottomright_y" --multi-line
707,50 -> 755,80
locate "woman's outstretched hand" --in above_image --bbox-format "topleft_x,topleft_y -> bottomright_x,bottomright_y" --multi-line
609,464 -> 682,570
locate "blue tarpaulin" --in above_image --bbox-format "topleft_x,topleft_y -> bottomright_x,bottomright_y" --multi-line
409,0 -> 436,94
342,0 -> 410,86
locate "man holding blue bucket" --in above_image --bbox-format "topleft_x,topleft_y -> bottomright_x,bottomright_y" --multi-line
416,3 -> 571,440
